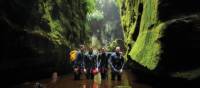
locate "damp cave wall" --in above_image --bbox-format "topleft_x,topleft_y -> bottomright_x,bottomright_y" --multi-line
0,0 -> 90,86
117,0 -> 200,80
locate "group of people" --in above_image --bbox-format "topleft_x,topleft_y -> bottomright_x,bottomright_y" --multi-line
72,45 -> 125,81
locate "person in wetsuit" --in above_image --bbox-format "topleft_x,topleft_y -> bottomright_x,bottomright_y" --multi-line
73,45 -> 87,80
85,47 -> 97,79
98,48 -> 109,80
109,46 -> 125,81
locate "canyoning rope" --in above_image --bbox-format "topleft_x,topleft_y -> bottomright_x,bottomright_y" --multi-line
96,53 -> 101,70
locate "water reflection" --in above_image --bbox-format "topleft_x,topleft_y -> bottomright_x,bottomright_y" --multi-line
14,70 -> 152,88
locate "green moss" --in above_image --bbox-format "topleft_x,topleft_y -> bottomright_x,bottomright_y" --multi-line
118,0 -> 167,70
18,0 -> 95,50
85,0 -> 97,13
107,40 -> 118,51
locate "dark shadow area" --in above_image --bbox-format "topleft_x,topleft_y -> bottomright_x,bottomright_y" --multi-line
126,55 -> 156,85
158,0 -> 200,21
1,24 -> 70,87
0,0 -> 72,87
132,3 -> 143,41
158,17 -> 200,72
127,56 -> 200,88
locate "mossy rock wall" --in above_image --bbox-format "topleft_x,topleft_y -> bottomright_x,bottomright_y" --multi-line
0,0 -> 90,86
118,0 -> 200,79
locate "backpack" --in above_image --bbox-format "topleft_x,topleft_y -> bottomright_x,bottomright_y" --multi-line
69,50 -> 78,62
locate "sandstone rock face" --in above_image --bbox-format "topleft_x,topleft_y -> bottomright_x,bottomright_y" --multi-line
118,0 -> 200,79
0,0 -> 89,86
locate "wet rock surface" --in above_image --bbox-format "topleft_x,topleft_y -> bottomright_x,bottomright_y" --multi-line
117,0 -> 200,87
0,0 -> 90,86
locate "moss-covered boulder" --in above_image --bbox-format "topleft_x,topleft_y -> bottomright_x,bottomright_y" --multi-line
0,0 -> 90,86
117,0 -> 200,80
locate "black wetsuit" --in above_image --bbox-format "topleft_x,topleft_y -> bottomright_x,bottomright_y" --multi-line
73,51 -> 86,80
110,52 -> 124,81
98,52 -> 109,79
85,52 -> 96,79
